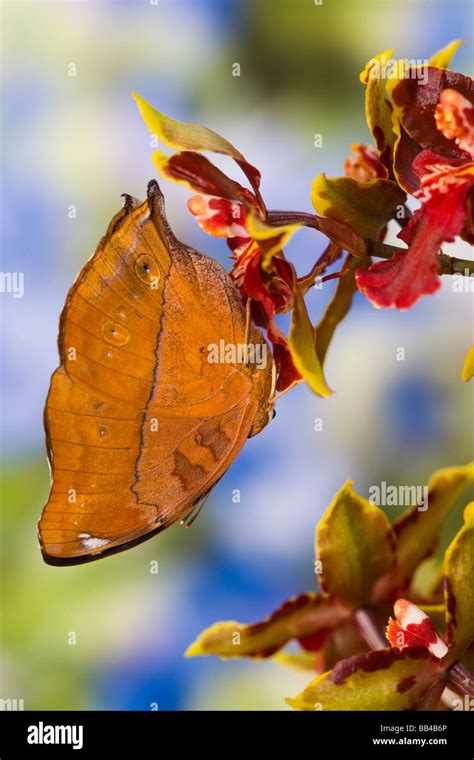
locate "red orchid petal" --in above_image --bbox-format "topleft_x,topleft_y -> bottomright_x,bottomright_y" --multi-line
386,599 -> 448,659
242,256 -> 282,320
356,175 -> 472,309
242,254 -> 294,324
161,150 -> 258,202
266,317 -> 288,346
188,194 -> 248,238
258,257 -> 294,314
272,257 -> 294,292
229,238 -> 256,288
344,142 -> 386,182
268,279 -> 292,313
243,253 -> 276,317
392,126 -> 424,194
298,629 -> 331,652
435,88 -> 474,160
386,618 -> 421,649
410,149 -> 465,181
410,149 -> 470,187
227,235 -> 251,253
389,68 -> 473,161
239,255 -> 302,391
273,342 -> 302,393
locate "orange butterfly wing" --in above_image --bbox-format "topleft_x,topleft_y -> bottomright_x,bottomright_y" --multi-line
39,182 -> 274,564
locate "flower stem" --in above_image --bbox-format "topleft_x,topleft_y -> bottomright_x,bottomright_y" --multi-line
418,678 -> 447,710
447,662 -> 474,699
266,210 -> 474,277
354,607 -> 387,650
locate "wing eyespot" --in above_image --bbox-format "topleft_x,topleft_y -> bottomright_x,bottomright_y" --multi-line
100,320 -> 130,346
134,253 -> 161,288
98,424 -> 110,439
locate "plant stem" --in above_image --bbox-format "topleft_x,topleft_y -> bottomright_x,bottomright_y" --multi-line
447,662 -> 474,699
418,678 -> 447,711
266,210 -> 474,277
354,607 -> 387,650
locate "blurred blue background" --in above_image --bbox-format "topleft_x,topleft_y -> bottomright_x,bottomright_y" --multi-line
0,0 -> 473,710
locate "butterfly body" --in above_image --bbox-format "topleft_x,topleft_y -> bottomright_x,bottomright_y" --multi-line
39,181 -> 274,564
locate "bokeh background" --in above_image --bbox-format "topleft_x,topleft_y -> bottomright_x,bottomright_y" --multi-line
1,0 -> 473,710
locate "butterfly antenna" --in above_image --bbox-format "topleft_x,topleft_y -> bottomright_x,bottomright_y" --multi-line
180,491 -> 209,528
181,502 -> 205,528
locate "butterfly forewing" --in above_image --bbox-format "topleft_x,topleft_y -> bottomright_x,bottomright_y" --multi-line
39,182 -> 273,564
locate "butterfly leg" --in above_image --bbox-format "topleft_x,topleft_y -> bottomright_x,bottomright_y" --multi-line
243,297 -> 252,366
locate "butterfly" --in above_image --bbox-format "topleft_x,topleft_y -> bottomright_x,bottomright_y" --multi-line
39,181 -> 275,565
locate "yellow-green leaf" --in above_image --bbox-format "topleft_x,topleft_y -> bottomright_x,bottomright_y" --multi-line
359,48 -> 393,85
359,49 -> 395,172
410,556 -> 443,600
185,593 -> 347,659
246,214 -> 301,269
288,282 -> 332,397
316,481 -> 396,609
287,648 -> 442,710
274,650 -> 321,672
462,345 -> 474,382
390,463 -> 474,589
132,93 -> 261,196
429,39 -> 463,69
315,257 -> 369,366
444,502 -> 474,662
133,92 -> 246,160
311,175 -> 406,240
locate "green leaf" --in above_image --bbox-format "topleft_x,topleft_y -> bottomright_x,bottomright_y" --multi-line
311,174 -> 406,240
316,481 -> 396,609
359,49 -> 396,173
288,282 -> 332,398
444,502 -> 474,662
389,463 -> 474,590
185,593 -> 348,659
428,39 -> 463,69
287,648 -> 442,710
